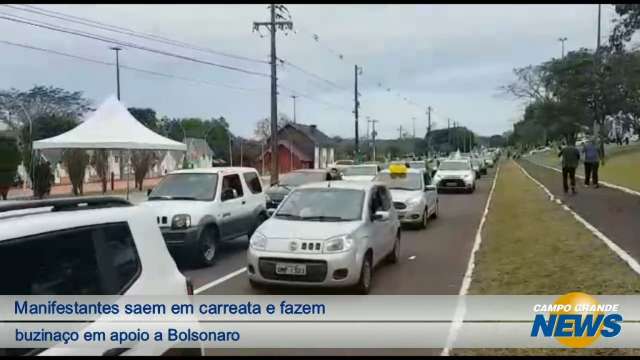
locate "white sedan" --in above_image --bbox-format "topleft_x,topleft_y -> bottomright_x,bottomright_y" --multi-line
433,159 -> 476,193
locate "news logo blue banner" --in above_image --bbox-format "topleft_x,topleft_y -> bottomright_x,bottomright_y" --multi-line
1,294 -> 639,350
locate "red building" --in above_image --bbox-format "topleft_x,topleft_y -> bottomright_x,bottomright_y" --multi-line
257,123 -> 335,175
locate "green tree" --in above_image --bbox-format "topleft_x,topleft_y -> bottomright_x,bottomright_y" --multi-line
0,135 -> 20,200
609,4 -> 640,52
131,150 -> 159,191
62,149 -> 89,196
0,86 -> 89,183
90,150 -> 110,194
128,107 -> 158,132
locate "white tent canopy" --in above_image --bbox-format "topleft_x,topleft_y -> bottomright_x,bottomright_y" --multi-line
33,95 -> 186,151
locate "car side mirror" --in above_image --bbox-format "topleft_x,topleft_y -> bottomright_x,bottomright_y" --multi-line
425,185 -> 437,192
267,208 -> 276,217
373,210 -> 390,222
221,188 -> 238,201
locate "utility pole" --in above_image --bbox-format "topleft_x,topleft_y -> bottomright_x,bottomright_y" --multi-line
240,139 -> 244,167
354,65 -> 362,157
597,4 -> 601,50
291,95 -> 297,123
558,37 -> 567,58
447,118 -> 452,150
109,46 -> 122,100
370,119 -> 379,161
426,106 -> 432,158
412,117 -> 416,139
253,3 -> 293,185
398,125 -> 404,140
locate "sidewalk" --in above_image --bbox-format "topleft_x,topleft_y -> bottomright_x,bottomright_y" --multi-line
518,159 -> 640,264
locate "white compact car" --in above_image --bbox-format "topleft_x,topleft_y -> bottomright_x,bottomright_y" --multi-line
0,197 -> 200,356
433,159 -> 476,193
373,164 -> 438,229
142,167 -> 267,267
247,181 -> 401,294
341,164 -> 381,182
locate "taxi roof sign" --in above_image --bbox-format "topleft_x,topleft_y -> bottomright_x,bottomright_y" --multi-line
389,163 -> 408,174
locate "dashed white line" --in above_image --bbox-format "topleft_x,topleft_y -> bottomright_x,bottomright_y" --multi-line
441,165 -> 501,356
194,267 -> 247,295
515,161 -> 640,276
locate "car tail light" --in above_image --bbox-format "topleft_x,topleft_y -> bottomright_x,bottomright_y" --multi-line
186,277 -> 194,295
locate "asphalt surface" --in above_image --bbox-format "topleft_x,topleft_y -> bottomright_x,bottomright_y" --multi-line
174,167 -> 498,356
519,159 -> 640,262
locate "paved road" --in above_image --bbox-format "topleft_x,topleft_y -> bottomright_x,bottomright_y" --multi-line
519,159 -> 640,262
174,167 -> 498,355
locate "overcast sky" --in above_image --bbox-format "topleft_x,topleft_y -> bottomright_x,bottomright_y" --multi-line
0,4 -> 618,139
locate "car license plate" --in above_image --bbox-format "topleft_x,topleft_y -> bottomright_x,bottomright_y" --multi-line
446,182 -> 458,187
275,263 -> 307,276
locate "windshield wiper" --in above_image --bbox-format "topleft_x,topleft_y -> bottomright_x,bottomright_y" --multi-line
148,195 -> 198,200
275,213 -> 302,220
299,215 -> 346,222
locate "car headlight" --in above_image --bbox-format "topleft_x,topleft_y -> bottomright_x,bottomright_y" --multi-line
250,231 -> 267,250
171,214 -> 191,229
323,235 -> 354,253
406,197 -> 422,207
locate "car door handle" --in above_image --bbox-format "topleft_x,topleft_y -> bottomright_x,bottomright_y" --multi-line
102,348 -> 129,356
223,212 -> 231,218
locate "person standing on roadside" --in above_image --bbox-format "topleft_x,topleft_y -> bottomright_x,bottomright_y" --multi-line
582,136 -> 600,188
558,137 -> 580,195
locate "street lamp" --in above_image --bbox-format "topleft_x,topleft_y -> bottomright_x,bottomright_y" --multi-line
109,46 -> 122,100
558,37 -> 568,58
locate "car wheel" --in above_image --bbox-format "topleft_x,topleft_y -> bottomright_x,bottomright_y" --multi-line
195,227 -> 217,267
419,208 -> 428,229
354,254 -> 373,294
431,201 -> 439,219
387,233 -> 401,264
249,279 -> 263,290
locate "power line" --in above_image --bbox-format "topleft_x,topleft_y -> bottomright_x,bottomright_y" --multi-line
277,57 -> 351,93
0,12 -> 270,78
3,4 -> 268,65
0,39 -> 267,93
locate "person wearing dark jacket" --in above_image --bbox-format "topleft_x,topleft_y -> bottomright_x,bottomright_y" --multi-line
558,138 -> 580,194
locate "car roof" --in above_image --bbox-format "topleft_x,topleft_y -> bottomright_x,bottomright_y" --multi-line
0,203 -> 145,241
168,167 -> 257,175
344,164 -> 378,168
288,168 -> 332,173
379,168 -> 423,174
297,180 -> 376,191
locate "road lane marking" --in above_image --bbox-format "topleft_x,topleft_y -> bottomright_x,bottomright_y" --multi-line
524,158 -> 640,197
515,161 -> 640,276
441,165 -> 501,356
194,267 -> 247,294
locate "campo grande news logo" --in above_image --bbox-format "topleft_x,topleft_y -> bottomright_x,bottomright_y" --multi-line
530,292 -> 623,348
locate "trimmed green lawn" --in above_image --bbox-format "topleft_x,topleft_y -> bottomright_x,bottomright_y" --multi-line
451,160 -> 640,356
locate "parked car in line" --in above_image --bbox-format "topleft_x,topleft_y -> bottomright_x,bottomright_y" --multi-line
141,167 -> 268,267
264,169 -> 341,209
247,181 -> 401,294
433,159 -> 476,193
341,164 -> 381,182
0,197 -> 201,356
373,164 -> 438,229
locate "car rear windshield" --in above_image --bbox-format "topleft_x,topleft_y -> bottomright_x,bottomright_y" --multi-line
279,172 -> 329,187
373,172 -> 422,191
439,161 -> 471,171
409,162 -> 426,169
342,166 -> 377,176
149,173 -> 218,200
275,188 -> 364,221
